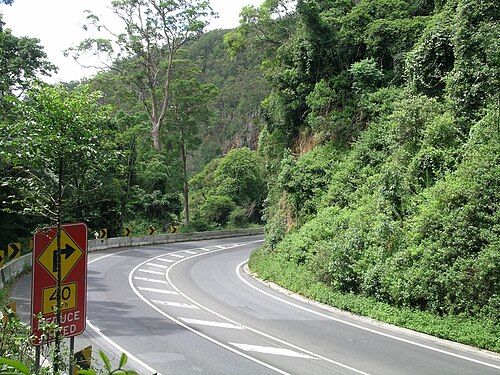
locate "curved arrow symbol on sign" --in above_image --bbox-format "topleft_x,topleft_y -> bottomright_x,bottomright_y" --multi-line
52,244 -> 77,273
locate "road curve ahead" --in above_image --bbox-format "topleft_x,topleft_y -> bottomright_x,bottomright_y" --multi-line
14,235 -> 500,374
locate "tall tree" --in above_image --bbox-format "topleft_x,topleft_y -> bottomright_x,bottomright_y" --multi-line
169,70 -> 217,225
0,84 -> 115,371
69,0 -> 215,151
0,14 -> 55,117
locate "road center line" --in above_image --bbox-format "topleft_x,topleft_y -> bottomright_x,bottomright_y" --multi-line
164,246 -> 370,375
179,318 -> 244,329
137,269 -> 164,275
230,343 -> 316,359
156,258 -> 175,263
133,276 -> 168,284
146,262 -> 170,269
151,300 -> 199,309
138,287 -> 178,295
128,248 -> 293,375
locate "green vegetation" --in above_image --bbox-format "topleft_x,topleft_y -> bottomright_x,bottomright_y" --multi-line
1,0 -> 499,362
240,0 -> 499,351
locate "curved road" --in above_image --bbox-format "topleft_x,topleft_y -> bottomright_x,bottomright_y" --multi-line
12,235 -> 500,374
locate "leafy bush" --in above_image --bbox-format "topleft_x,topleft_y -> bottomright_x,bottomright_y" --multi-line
199,195 -> 235,227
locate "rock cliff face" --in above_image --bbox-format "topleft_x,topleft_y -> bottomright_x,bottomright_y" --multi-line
221,120 -> 260,152
186,30 -> 269,170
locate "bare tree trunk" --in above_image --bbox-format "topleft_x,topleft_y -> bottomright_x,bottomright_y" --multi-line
151,120 -> 162,152
180,132 -> 189,226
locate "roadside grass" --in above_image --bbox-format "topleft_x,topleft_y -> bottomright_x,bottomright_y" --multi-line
249,248 -> 500,353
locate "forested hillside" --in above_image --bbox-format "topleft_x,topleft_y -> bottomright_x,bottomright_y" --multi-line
0,0 -> 498,352
0,12 -> 268,243
240,0 -> 499,350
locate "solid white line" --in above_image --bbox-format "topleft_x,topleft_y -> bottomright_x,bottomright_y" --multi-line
236,261 -> 500,370
151,300 -> 199,309
133,277 -> 168,284
184,250 -> 197,255
156,258 -> 175,263
137,269 -> 163,275
230,343 -> 315,359
129,247 -> 292,375
138,287 -> 178,295
86,320 -> 162,374
165,247 -> 370,375
146,262 -> 170,269
179,318 -> 244,330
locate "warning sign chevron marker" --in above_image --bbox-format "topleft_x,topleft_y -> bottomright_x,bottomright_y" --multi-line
73,345 -> 92,374
8,243 -> 21,260
98,229 -> 107,239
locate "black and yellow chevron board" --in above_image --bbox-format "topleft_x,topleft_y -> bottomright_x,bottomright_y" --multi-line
98,228 -> 108,239
147,226 -> 156,235
7,243 -> 21,260
73,345 -> 92,374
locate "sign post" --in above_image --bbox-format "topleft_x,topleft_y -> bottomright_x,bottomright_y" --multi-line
31,223 -> 87,345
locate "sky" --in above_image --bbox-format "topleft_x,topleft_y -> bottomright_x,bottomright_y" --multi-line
1,0 -> 263,83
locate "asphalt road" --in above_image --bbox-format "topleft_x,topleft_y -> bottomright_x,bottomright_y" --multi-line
12,235 -> 500,374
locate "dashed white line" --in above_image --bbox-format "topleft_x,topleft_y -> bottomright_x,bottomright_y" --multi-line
165,245 -> 371,375
146,262 -> 170,269
152,300 -> 199,309
169,253 -> 185,258
179,318 -> 244,330
230,343 -> 316,359
133,277 -> 168,284
156,258 -> 175,263
137,269 -> 164,275
184,250 -> 197,255
138,287 -> 178,295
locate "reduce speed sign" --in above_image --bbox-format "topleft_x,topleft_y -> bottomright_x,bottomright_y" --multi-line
31,223 -> 88,345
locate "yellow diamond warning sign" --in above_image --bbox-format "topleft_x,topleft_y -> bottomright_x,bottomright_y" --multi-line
37,229 -> 83,282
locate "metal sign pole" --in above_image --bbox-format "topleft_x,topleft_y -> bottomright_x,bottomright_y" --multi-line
69,336 -> 75,375
35,345 -> 41,372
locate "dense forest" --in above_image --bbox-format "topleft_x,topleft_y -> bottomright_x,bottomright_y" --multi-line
0,0 -> 499,351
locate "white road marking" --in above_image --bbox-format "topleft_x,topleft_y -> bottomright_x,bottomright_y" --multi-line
146,262 -> 170,269
138,287 -> 178,295
179,318 -> 244,330
169,253 -> 185,258
199,247 -> 212,251
165,246 -> 370,375
129,244 -> 293,375
214,245 -> 226,249
184,250 -> 197,254
230,343 -> 315,359
156,258 -> 175,263
86,320 -> 162,375
133,277 -> 168,284
137,269 -> 164,275
151,300 -> 199,309
236,261 -> 500,371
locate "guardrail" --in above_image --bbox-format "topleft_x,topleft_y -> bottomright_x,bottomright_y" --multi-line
0,228 -> 264,289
